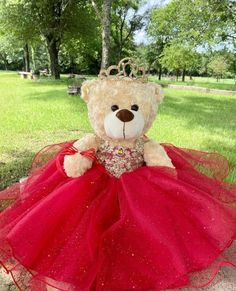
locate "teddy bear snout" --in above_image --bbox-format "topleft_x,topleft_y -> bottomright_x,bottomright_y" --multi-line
116,109 -> 134,122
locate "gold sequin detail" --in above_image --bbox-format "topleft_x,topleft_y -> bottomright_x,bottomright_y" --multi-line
96,138 -> 145,177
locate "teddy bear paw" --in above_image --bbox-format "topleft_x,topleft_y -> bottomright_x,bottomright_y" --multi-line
64,153 -> 93,178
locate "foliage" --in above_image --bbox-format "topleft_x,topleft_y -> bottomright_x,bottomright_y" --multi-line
110,0 -> 144,62
60,30 -> 102,74
0,35 -> 23,70
0,1 -> 39,45
0,0 -> 99,78
148,0 -> 236,48
160,44 -> 201,79
146,0 -> 236,80
148,1 -> 180,44
208,55 -> 230,81
31,43 -> 50,72
0,0 -> 144,75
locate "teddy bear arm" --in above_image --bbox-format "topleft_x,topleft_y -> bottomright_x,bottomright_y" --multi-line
72,133 -> 100,152
63,134 -> 101,178
144,140 -> 175,168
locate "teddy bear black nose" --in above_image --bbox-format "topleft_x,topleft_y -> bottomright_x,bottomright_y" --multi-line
116,109 -> 134,122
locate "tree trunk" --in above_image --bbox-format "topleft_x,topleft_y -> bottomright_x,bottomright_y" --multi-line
46,38 -> 60,79
3,55 -> 8,70
158,65 -> 162,80
101,0 -> 112,69
182,68 -> 186,82
31,46 -> 36,71
4,61 -> 8,70
24,44 -> 30,72
176,69 -> 179,81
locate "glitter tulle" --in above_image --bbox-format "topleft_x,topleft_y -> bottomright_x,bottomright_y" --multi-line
0,141 -> 236,290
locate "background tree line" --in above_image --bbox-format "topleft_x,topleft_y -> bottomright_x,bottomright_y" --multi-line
0,0 -> 235,81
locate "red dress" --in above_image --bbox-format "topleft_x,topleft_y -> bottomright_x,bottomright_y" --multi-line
0,138 -> 235,291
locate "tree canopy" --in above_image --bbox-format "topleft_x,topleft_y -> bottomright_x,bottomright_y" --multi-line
0,0 -> 235,80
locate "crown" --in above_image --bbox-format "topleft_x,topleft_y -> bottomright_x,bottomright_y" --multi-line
98,57 -> 147,82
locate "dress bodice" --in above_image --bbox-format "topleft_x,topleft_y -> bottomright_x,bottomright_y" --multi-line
96,138 -> 145,177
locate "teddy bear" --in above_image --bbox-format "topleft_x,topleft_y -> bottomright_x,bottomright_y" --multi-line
0,58 -> 235,291
63,74 -> 174,178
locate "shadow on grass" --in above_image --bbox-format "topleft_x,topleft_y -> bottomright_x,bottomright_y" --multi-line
27,88 -> 85,104
203,140 -> 236,183
26,91 -> 90,127
157,91 -> 236,183
0,150 -> 34,191
162,93 -> 236,132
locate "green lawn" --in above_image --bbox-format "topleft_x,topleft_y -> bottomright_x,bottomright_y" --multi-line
0,71 -> 236,189
150,76 -> 236,91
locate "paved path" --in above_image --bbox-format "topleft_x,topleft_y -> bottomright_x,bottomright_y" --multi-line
166,84 -> 236,96
1,266 -> 236,290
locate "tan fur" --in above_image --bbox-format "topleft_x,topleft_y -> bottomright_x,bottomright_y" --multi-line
64,78 -> 174,178
72,133 -> 100,151
81,79 -> 163,144
144,140 -> 174,168
64,134 -> 100,177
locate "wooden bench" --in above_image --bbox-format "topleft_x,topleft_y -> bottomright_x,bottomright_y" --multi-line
67,86 -> 81,95
18,71 -> 33,79
39,69 -> 49,77
67,75 -> 86,95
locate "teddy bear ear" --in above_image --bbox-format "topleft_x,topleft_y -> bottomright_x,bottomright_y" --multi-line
81,80 -> 96,103
154,84 -> 164,103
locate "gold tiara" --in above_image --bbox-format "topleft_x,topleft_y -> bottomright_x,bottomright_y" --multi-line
98,58 -> 147,82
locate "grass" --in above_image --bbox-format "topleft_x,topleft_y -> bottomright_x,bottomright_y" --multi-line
0,71 -> 92,189
149,76 -> 236,91
0,71 -> 236,189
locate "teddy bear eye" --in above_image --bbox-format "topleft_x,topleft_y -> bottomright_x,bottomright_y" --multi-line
111,105 -> 119,112
131,104 -> 139,111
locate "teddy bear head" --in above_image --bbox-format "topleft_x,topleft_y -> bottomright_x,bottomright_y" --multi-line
81,77 -> 163,142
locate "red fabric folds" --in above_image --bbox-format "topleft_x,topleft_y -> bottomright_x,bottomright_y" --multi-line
0,142 -> 235,290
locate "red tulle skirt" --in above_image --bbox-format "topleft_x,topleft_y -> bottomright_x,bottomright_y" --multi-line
0,141 -> 236,291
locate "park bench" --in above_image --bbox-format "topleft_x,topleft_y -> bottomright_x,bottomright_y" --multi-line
67,74 -> 86,95
39,69 -> 49,77
67,86 -> 81,95
18,71 -> 33,79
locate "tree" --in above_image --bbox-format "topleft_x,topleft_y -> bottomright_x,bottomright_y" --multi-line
148,1 -> 180,45
134,42 -> 164,80
147,0 -> 236,80
160,44 -> 201,81
147,1 -> 181,79
30,0 -> 97,79
60,34 -> 102,74
0,35 -> 23,70
111,0 -> 144,62
91,0 -> 144,69
148,0 -> 236,49
207,0 -> 236,43
0,1 -> 39,72
92,0 -> 112,69
1,0 -> 98,79
208,55 -> 230,81
101,0 -> 112,68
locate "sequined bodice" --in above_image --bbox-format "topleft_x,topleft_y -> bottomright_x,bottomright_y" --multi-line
96,138 -> 145,177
